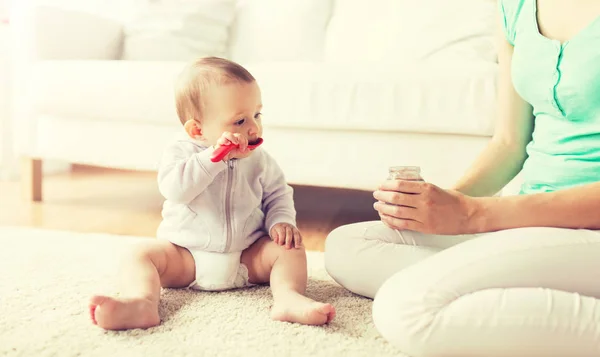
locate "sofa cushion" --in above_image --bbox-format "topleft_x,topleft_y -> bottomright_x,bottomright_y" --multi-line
325,0 -> 497,64
30,60 -> 186,126
227,0 -> 333,63
11,4 -> 124,60
30,60 -> 497,137
122,0 -> 235,61
246,61 -> 498,137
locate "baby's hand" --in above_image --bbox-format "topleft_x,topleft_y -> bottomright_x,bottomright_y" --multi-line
215,132 -> 248,160
270,223 -> 302,249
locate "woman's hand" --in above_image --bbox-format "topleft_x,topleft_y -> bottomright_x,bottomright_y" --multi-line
372,180 -> 483,235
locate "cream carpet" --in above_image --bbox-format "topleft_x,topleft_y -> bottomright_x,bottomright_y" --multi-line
0,227 -> 406,357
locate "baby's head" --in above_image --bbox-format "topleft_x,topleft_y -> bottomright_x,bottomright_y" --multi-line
175,56 -> 263,150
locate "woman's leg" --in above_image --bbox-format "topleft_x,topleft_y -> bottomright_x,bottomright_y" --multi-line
324,221 -> 476,298
372,227 -> 600,357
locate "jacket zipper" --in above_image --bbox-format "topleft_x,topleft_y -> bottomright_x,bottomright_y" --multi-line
224,159 -> 234,252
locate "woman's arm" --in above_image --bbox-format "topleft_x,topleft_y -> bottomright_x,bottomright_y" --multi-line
475,182 -> 600,231
373,8 -> 600,233
460,11 -> 600,231
451,17 -> 535,197
373,179 -> 600,235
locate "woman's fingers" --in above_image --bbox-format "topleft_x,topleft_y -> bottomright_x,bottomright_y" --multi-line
379,213 -> 422,231
373,201 -> 420,220
373,190 -> 420,207
379,179 -> 425,194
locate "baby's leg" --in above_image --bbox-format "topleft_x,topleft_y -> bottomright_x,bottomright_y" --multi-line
89,240 -> 195,330
241,237 -> 335,325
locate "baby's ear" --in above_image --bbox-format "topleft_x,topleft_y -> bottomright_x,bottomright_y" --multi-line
184,120 -> 202,138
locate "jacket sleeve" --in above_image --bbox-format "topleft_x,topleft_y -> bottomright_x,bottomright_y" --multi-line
260,150 -> 297,234
157,141 -> 227,204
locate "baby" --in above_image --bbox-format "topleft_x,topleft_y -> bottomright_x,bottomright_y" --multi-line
89,57 -> 336,330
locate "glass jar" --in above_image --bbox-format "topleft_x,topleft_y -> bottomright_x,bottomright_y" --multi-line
388,166 -> 422,180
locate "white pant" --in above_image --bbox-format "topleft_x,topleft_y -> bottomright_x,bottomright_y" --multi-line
324,221 -> 600,357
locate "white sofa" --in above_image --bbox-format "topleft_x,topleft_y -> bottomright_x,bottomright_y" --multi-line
10,0 -> 519,201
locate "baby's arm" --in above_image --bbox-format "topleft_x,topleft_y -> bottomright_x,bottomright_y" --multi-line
260,151 -> 297,233
157,141 -> 227,204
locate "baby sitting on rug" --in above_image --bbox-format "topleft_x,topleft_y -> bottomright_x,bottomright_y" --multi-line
89,57 -> 336,330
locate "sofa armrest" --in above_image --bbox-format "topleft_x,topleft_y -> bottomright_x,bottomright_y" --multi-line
10,3 -> 124,61
9,4 -> 124,160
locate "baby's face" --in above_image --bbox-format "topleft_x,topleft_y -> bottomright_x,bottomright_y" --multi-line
200,81 -> 263,158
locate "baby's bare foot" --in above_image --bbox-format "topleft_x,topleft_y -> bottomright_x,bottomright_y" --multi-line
271,293 -> 336,325
89,295 -> 159,330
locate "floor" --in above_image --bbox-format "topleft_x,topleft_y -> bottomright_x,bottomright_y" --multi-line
1,227 -> 405,357
0,165 -> 379,251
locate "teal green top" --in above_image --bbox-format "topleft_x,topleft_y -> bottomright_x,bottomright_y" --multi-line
499,0 -> 600,194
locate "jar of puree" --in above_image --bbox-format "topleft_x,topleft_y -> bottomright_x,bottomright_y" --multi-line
387,166 -> 422,181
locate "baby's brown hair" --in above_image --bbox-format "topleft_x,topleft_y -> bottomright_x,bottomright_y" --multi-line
175,57 -> 255,125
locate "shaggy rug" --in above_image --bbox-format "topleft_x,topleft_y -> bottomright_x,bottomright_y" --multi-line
0,227 -> 406,357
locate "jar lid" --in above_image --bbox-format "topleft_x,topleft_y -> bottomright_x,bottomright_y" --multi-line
389,166 -> 420,172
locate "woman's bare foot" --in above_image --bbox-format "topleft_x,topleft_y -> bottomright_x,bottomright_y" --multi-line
89,295 -> 160,330
271,293 -> 336,325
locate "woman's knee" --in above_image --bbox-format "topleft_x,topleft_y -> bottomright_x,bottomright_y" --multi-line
325,220 -> 437,299
324,225 -> 343,264
324,222 -> 382,296
372,275 -> 437,356
324,224 -> 354,278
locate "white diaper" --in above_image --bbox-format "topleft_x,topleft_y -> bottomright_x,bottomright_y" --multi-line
187,249 -> 254,291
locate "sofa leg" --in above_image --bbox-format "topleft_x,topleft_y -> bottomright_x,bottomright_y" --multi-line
22,157 -> 43,202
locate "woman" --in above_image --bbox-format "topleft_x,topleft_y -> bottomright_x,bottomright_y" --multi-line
324,0 -> 600,356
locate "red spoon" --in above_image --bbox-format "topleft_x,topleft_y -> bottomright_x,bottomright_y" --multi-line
210,138 -> 264,162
